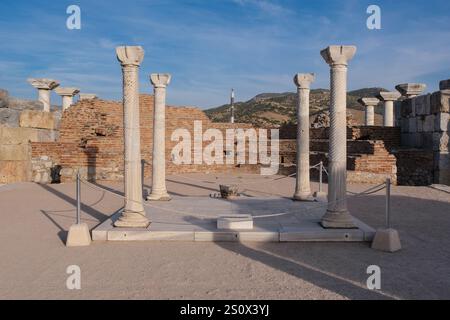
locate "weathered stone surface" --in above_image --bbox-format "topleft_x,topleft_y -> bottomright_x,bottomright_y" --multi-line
0,108 -> 20,127
433,132 -> 449,152
19,110 -> 56,129
401,99 -> 413,117
0,89 -> 9,108
79,93 -> 97,100
439,79 -> 450,90
66,223 -> 92,247
0,127 -> 57,144
408,117 -> 417,133
416,117 -> 423,133
434,112 -> 449,132
7,98 -> 45,111
371,228 -> 402,252
423,114 -> 435,132
434,152 -> 450,185
395,83 -> 426,98
414,94 -> 431,116
0,160 -> 31,183
0,144 -> 30,161
430,90 -> 450,114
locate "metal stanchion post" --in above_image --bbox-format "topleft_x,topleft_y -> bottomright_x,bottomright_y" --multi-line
319,161 -> 323,193
386,178 -> 391,229
76,170 -> 81,225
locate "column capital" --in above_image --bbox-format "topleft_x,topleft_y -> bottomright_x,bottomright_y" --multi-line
377,91 -> 401,102
55,87 -> 80,97
358,97 -> 379,107
320,45 -> 356,67
150,73 -> 171,88
395,83 -> 426,97
27,78 -> 59,90
293,73 -> 315,89
116,46 -> 144,67
79,93 -> 97,100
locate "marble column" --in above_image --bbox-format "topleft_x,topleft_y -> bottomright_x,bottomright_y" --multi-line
27,78 -> 60,112
55,87 -> 80,111
395,83 -> 426,99
147,73 -> 171,201
320,45 -> 357,229
114,46 -> 150,228
293,73 -> 315,201
357,97 -> 379,126
79,93 -> 98,101
378,91 -> 401,127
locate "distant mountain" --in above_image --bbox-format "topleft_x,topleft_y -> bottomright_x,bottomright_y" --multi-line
204,87 -> 387,127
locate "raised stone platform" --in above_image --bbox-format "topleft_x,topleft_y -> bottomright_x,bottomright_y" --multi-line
92,196 -> 375,242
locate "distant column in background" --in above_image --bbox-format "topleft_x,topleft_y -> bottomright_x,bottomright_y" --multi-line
55,87 -> 80,111
378,91 -> 401,127
230,88 -> 235,124
27,78 -> 60,112
358,97 -> 379,126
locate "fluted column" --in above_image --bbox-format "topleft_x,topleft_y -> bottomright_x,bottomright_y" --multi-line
27,78 -> 59,112
55,87 -> 80,111
293,73 -> 315,201
320,45 -> 357,229
114,46 -> 149,228
358,97 -> 379,126
378,91 -> 401,127
147,73 -> 171,201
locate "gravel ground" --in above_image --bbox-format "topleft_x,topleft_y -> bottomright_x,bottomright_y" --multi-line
0,173 -> 449,300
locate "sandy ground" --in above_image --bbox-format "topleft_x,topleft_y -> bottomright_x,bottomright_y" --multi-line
0,173 -> 449,300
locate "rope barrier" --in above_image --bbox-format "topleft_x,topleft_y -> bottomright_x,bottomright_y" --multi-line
78,177 -> 390,221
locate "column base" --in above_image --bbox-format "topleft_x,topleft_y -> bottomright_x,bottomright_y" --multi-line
293,192 -> 315,202
114,211 -> 150,228
320,210 -> 357,229
147,192 -> 171,201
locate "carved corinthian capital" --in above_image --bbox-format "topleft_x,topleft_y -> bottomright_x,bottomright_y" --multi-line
116,46 -> 144,67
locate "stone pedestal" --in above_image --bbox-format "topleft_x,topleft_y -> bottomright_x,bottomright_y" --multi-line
378,91 -> 401,127
371,228 -> 402,252
320,45 -> 357,229
66,223 -> 91,247
114,46 -> 150,228
293,73 -> 315,201
55,87 -> 80,111
358,97 -> 379,126
27,78 -> 60,112
147,74 -> 171,201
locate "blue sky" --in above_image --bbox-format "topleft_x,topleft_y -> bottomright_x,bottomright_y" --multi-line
0,0 -> 449,108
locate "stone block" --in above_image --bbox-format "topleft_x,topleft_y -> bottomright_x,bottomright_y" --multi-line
440,79 -> 450,90
408,117 -> 417,133
19,109 -> 56,130
401,99 -> 413,117
430,90 -> 450,114
423,115 -> 435,132
219,184 -> 239,199
416,117 -> 424,132
400,118 -> 409,133
0,144 -> 30,161
415,94 -> 431,116
433,132 -> 449,152
0,160 -> 32,183
0,127 -> 57,144
423,133 -> 433,150
434,112 -> 449,132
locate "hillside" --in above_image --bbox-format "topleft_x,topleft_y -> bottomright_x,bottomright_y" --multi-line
204,87 -> 386,127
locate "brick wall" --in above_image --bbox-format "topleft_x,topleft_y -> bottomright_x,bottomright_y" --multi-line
31,95 -> 260,182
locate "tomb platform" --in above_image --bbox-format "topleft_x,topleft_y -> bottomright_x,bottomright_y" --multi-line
92,196 -> 375,242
